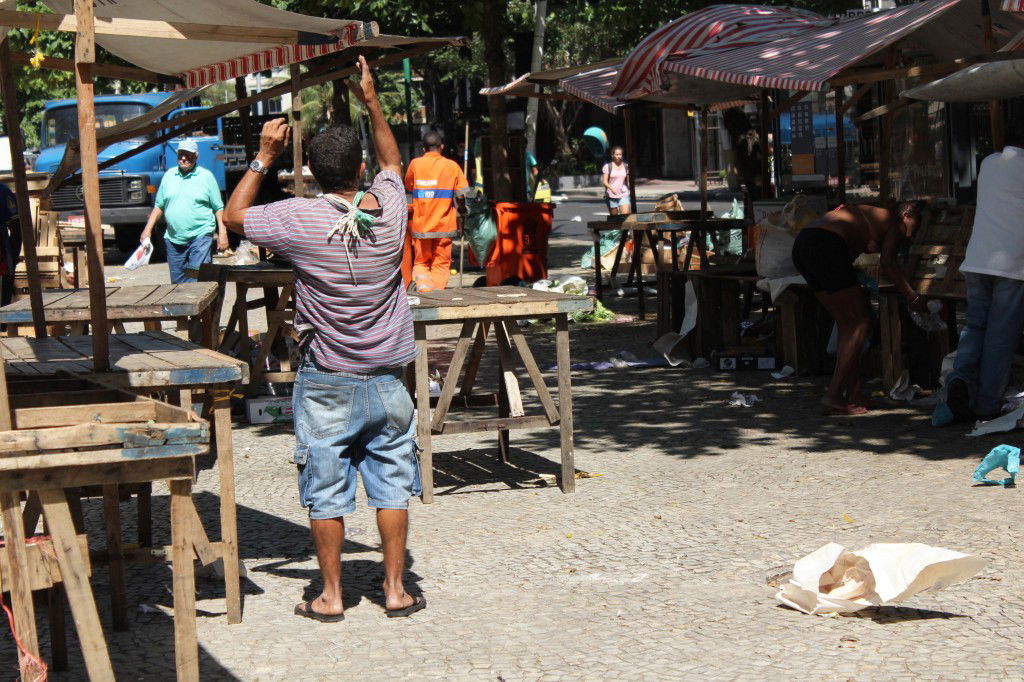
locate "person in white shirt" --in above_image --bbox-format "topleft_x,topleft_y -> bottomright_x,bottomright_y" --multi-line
944,130 -> 1024,422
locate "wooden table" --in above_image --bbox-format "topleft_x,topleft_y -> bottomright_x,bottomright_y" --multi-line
0,379 -> 207,681
0,331 -> 249,626
0,283 -> 219,342
588,212 -> 747,318
410,287 -> 593,502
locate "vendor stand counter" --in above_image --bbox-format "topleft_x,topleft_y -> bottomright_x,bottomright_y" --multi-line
587,211 -> 747,318
0,283 -> 219,341
0,330 -> 249,629
410,287 -> 593,502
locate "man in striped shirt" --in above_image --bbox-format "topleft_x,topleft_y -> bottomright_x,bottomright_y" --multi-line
224,56 -> 425,622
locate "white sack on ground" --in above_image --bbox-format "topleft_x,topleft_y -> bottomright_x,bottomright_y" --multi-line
776,542 -> 986,615
652,281 -> 698,366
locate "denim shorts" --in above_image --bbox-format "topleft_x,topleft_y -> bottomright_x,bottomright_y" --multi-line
292,355 -> 421,519
606,195 -> 630,211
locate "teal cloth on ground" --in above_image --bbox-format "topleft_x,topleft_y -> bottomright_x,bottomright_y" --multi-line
156,165 -> 224,245
581,230 -> 623,269
971,444 -> 1020,486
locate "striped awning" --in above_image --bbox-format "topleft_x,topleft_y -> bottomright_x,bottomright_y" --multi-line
39,0 -> 382,88
610,5 -> 830,99
560,65 -> 625,112
663,0 -> 1005,92
1003,0 -> 1024,12
479,58 -> 622,97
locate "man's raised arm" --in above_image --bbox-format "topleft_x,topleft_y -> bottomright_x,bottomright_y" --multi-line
347,55 -> 401,176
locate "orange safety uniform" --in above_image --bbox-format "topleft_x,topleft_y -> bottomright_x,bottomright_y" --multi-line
405,151 -> 470,292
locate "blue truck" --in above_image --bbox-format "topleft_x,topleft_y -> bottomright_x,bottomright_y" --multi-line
33,92 -> 250,254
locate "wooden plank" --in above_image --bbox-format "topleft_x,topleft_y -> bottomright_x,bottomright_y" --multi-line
494,322 -> 525,418
0,443 -> 207,472
102,484 -> 128,631
505,320 -> 560,424
169,478 -> 200,682
414,323 -> 434,504
7,51 -> 178,85
75,0 -> 109,371
437,415 -> 551,434
10,389 -> 128,408
555,315 -> 575,493
212,399 -> 242,624
459,322 -> 490,399
291,64 -> 305,198
0,492 -> 41,680
38,487 -> 115,682
13,401 -> 155,428
0,421 -> 207,454
0,457 -> 194,495
430,321 -> 477,431
0,39 -> 47,339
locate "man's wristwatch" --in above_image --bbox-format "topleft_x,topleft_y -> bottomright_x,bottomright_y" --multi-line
249,158 -> 269,175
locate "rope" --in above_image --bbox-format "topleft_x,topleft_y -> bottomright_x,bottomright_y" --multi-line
322,192 -> 375,285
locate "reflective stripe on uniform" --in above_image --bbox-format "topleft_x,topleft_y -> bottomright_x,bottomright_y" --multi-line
412,189 -> 455,199
411,231 -> 460,239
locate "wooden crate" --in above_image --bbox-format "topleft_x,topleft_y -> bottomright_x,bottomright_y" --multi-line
15,210 -> 67,292
905,205 -> 974,298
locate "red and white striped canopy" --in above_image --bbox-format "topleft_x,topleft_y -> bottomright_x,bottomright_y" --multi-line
610,5 -> 830,99
560,64 -> 625,112
664,0 -> 966,92
1003,0 -> 1024,12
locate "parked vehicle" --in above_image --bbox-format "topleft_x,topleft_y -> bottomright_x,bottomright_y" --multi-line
32,93 -> 258,255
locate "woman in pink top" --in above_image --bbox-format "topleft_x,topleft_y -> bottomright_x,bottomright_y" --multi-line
602,146 -> 631,216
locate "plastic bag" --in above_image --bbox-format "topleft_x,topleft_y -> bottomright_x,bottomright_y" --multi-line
462,192 -> 497,265
971,444 -> 1020,486
234,240 -> 260,266
581,230 -> 624,269
777,542 -> 986,615
910,299 -> 948,332
123,238 -> 153,271
755,211 -> 798,279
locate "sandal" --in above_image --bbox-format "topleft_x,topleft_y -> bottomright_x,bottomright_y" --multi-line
823,404 -> 869,416
386,594 -> 426,618
294,600 -> 345,623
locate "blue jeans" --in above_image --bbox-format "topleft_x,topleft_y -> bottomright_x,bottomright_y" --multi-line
292,354 -> 420,519
165,233 -> 213,284
948,272 -> 1024,415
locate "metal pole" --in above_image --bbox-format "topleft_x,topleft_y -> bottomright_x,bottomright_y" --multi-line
834,87 -> 846,204
403,58 -> 415,162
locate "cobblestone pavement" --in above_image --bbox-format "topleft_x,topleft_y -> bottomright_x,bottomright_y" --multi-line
5,223 -> 1024,680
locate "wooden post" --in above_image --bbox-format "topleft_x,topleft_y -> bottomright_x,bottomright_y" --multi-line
982,0 -> 1005,151
170,478 -> 199,682
0,40 -> 47,338
74,0 -> 109,371
759,90 -> 772,199
234,77 -> 255,161
555,314 -> 575,493
213,396 -> 242,624
290,64 -> 304,198
834,87 -> 847,204
622,105 -> 645,318
699,107 -> 709,214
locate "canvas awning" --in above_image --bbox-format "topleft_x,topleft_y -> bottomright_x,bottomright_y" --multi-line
609,5 -> 830,100
35,0 -> 376,87
903,58 -> 1024,101
662,0 -> 1024,92
478,58 -> 621,98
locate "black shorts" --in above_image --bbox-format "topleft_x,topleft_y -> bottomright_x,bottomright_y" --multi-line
791,227 -> 858,293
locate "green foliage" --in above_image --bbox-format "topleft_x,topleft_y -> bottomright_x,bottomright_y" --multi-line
5,1 -> 153,149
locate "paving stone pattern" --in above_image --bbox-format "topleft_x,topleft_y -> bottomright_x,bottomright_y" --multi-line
4,318 -> 1024,680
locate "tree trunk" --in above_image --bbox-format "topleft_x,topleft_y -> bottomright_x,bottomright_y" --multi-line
525,0 -> 547,157
481,0 -> 513,201
542,98 -> 573,157
331,79 -> 351,126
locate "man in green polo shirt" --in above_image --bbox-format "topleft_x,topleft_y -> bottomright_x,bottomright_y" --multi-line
141,139 -> 228,283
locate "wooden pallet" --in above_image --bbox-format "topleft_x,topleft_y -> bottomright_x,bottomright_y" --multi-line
905,205 -> 974,299
14,210 -> 67,292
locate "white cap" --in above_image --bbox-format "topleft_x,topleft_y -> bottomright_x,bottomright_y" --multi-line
177,139 -> 199,155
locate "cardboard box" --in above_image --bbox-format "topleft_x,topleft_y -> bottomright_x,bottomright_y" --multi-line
247,396 -> 293,424
717,352 -> 777,371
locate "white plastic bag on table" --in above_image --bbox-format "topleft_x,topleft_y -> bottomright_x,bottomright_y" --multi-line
123,238 -> 153,271
234,240 -> 260,266
776,542 -> 986,615
755,211 -> 797,279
